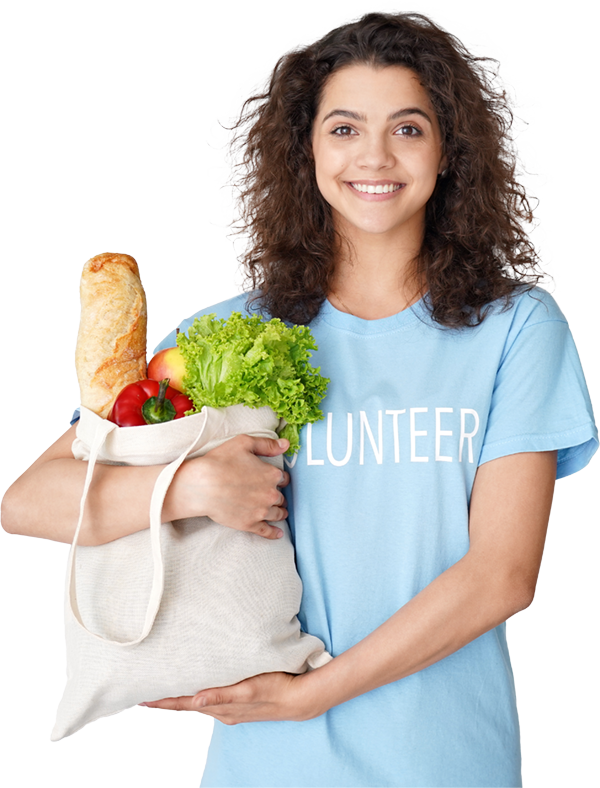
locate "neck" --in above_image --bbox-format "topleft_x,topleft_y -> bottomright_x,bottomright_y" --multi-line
329,217 -> 426,320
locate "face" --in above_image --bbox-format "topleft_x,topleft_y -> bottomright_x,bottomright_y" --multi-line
311,64 -> 447,244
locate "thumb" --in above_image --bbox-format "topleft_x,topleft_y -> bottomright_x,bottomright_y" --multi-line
249,436 -> 289,457
193,690 -> 227,709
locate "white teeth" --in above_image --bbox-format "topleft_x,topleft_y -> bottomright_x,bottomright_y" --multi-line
350,182 -> 401,194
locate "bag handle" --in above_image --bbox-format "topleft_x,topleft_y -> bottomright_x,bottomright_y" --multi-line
67,413 -> 208,647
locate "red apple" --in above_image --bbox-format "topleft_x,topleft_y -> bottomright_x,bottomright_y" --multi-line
147,347 -> 187,393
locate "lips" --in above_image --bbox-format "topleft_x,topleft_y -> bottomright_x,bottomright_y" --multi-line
345,180 -> 405,201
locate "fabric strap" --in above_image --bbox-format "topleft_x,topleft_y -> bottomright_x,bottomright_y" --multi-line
66,413 -> 208,647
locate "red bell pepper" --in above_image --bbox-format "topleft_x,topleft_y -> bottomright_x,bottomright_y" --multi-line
108,378 -> 194,427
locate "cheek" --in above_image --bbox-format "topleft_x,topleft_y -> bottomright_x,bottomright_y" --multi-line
313,138 -> 346,177
412,149 -> 443,187
313,150 -> 345,201
314,175 -> 339,212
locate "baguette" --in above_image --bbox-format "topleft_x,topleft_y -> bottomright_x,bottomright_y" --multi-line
75,253 -> 147,418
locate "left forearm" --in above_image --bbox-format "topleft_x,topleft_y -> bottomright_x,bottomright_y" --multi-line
303,552 -> 531,715
302,449 -> 557,718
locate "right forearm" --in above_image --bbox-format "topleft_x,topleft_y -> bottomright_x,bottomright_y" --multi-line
2,430 -> 290,546
1,457 -> 167,546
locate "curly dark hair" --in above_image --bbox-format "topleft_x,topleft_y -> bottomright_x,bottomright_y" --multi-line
231,11 -> 544,328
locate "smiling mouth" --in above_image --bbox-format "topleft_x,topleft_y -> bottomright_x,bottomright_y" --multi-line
348,182 -> 404,194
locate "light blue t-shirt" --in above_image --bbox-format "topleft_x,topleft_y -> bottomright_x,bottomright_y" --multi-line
155,287 -> 597,788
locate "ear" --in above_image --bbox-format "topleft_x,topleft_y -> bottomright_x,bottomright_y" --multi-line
438,153 -> 449,176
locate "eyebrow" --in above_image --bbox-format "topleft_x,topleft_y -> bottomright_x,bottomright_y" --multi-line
321,107 -> 433,125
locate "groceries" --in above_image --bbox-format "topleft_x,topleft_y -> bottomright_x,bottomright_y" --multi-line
174,312 -> 328,454
75,253 -> 147,419
52,253 -> 333,740
108,378 -> 193,427
75,253 -> 328,452
146,346 -> 186,392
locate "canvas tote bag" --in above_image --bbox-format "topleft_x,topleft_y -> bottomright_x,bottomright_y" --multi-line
52,403 -> 331,741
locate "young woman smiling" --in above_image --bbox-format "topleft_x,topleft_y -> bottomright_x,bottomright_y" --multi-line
2,12 -> 597,788
311,63 -> 447,319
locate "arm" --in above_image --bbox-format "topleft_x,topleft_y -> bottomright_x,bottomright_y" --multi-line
303,449 -> 556,711
142,450 -> 556,720
1,426 -> 290,546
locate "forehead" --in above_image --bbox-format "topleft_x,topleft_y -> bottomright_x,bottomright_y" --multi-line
316,63 -> 435,116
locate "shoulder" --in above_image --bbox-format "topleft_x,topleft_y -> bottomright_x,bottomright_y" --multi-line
153,292 -> 261,352
470,286 -> 570,366
503,286 -> 567,327
472,286 -> 568,343
178,292 -> 259,328
473,285 -> 565,326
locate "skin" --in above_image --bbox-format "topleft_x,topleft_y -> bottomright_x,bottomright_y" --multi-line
1,429 -> 291,544
138,66 -> 558,722
312,63 -> 447,319
0,63 -> 559,733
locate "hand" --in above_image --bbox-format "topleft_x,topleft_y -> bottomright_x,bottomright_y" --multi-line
164,435 -> 290,539
139,671 -> 325,725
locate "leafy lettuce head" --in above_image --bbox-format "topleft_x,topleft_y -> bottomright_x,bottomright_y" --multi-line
176,312 -> 329,455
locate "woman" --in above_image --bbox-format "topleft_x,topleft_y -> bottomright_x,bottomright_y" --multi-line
2,11 -> 597,788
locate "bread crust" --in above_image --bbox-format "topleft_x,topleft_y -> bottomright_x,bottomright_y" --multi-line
75,253 -> 147,418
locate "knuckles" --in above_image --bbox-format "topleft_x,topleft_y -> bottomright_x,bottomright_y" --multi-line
270,466 -> 284,483
234,434 -> 254,451
268,488 -> 283,505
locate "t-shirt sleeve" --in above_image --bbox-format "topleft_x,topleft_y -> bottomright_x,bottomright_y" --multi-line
154,327 -> 180,354
478,317 -> 598,479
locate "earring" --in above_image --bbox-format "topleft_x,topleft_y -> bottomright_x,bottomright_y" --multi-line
439,168 -> 448,178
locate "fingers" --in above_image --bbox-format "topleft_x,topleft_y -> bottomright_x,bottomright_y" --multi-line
249,437 -> 289,457
139,696 -> 197,711
279,470 -> 290,488
182,434 -> 291,539
247,492 -> 288,539
139,687 -> 239,712
250,518 -> 285,540
193,679 -> 255,710
192,691 -> 222,709
139,673 -> 302,725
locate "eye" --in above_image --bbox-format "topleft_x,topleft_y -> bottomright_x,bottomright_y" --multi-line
395,124 -> 422,137
330,125 -> 357,137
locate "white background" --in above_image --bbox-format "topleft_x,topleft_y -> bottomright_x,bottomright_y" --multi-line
0,1 -> 597,786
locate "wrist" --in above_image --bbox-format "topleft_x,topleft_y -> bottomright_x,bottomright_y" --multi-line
162,456 -> 208,522
294,662 -> 338,720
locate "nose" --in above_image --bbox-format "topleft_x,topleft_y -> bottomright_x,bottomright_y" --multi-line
355,131 -> 395,170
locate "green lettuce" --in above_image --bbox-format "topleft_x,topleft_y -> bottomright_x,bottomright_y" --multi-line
176,312 -> 329,455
